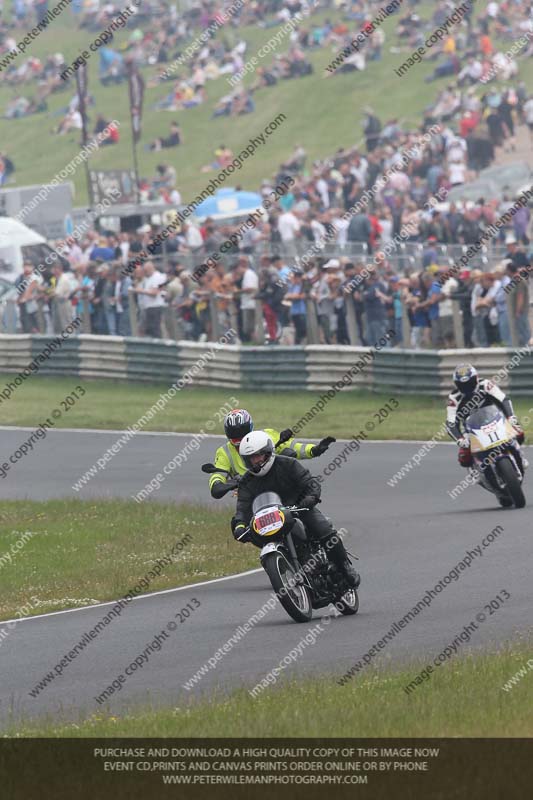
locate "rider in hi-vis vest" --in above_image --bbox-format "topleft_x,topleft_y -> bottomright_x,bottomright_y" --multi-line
209,409 -> 336,498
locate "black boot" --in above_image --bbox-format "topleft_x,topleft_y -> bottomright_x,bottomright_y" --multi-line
326,534 -> 360,589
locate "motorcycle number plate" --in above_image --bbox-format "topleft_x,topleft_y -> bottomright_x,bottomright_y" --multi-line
253,506 -> 284,536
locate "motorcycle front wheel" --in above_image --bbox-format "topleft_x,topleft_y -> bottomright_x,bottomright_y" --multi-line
496,458 -> 526,508
335,588 -> 359,616
263,552 -> 313,623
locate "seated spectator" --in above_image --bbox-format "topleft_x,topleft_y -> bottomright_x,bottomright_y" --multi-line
98,47 -> 126,86
148,121 -> 183,150
201,144 -> 234,172
92,113 -> 119,144
53,108 -> 82,135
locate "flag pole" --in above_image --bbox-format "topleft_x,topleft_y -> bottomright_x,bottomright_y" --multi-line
127,61 -> 144,204
75,63 -> 93,209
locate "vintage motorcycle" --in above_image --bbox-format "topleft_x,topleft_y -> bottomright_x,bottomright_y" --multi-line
465,404 -> 526,509
202,463 -> 358,623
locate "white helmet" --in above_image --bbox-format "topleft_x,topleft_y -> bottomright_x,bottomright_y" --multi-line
239,430 -> 275,477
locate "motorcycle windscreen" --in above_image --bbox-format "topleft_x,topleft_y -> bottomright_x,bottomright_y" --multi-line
465,405 -> 501,432
252,492 -> 282,514
465,405 -> 511,452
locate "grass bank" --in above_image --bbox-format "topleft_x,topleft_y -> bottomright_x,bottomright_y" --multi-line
0,499 -> 255,620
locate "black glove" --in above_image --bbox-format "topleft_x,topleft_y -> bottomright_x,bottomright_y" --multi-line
299,495 -> 319,509
312,436 -> 336,457
232,521 -> 250,542
277,428 -> 294,446
210,476 -> 239,499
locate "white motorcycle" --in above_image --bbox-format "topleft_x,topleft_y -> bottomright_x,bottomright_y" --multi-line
465,404 -> 526,509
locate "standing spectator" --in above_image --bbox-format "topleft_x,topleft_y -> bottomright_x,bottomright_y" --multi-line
493,264 -> 512,346
439,268 -> 459,347
115,270 -> 132,337
362,271 -> 388,346
91,264 -> 110,334
362,107 -> 381,151
347,211 -> 372,252
15,263 -> 41,332
51,263 -> 74,332
388,275 -> 404,347
73,263 -> 94,327
234,257 -> 258,343
406,274 -> 431,349
419,271 -> 443,348
257,268 -> 284,344
313,265 -> 334,343
133,261 -> 167,339
104,267 -> 118,335
507,263 -> 531,347
451,270 -> 474,348
278,208 -> 300,255
285,269 -> 307,344
331,276 -> 349,344
183,221 -> 204,252
470,270 -> 497,347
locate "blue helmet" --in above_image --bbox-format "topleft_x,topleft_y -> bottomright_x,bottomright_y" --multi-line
453,363 -> 478,395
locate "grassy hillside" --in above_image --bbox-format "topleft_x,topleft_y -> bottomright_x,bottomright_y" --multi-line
1,3 -> 531,206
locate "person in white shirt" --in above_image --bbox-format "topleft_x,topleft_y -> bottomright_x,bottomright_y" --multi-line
51,264 -> 75,331
234,257 -> 258,342
133,261 -> 167,338
278,209 -> 300,255
470,271 -> 499,347
183,222 -> 204,251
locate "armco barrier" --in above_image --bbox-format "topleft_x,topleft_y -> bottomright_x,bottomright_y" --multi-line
79,336 -> 127,381
178,341 -> 241,389
373,348 -> 442,395
0,336 -> 532,397
30,334 -> 80,377
509,350 -> 533,397
306,346 -> 373,392
124,337 -> 180,384
0,334 -> 32,374
241,346 -> 307,390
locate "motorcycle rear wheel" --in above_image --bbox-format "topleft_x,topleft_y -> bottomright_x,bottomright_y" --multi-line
263,552 -> 313,623
496,458 -> 526,509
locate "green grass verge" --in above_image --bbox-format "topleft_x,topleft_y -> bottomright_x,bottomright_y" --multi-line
1,3 -> 530,204
3,374 -> 533,441
0,499 -> 255,620
8,647 -> 533,737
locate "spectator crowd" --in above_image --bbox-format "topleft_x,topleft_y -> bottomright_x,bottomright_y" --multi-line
2,0 -> 533,348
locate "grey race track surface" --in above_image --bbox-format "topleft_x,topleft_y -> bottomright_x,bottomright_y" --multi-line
0,428 -> 531,728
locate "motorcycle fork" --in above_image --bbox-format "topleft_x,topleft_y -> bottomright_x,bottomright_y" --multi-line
285,533 -> 307,585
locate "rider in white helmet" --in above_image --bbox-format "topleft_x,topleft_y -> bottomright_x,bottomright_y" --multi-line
208,408 -> 336,498
232,431 -> 360,588
446,363 -> 525,467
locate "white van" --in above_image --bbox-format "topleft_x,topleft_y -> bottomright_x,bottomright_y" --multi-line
0,216 -> 61,285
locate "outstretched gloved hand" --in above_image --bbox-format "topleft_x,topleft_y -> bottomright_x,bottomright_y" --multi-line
278,428 -> 294,444
312,436 -> 336,457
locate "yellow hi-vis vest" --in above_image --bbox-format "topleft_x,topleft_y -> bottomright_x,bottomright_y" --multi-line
208,427 -> 315,490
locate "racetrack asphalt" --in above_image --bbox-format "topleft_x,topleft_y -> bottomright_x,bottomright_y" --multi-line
0,428 -> 531,728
